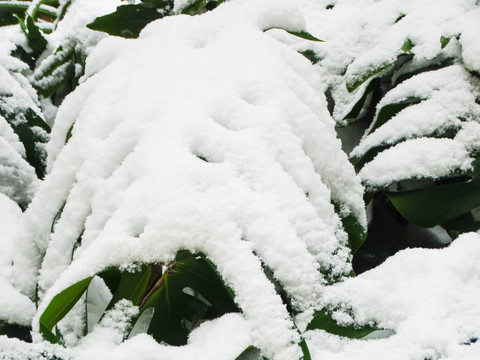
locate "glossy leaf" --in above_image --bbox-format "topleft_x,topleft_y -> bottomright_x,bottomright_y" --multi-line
23,15 -> 48,58
33,42 -> 85,100
87,4 -> 165,39
39,277 -> 93,343
306,310 -> 377,339
346,41 -> 414,92
342,78 -> 378,124
103,265 -> 154,311
394,13 -> 406,23
386,176 -> 480,228
346,62 -> 393,93
140,251 -> 238,345
235,346 -> 264,360
333,202 -> 366,254
265,27 -> 323,42
0,2 -> 56,26
366,96 -> 422,136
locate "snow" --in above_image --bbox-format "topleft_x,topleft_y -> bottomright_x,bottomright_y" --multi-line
298,0 -> 480,122
351,65 -> 480,161
20,1 -> 365,358
0,0 -> 479,359
308,232 -> 480,360
0,194 -> 35,326
359,138 -> 473,189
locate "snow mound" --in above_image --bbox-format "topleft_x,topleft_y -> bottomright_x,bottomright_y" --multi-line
19,1 -> 365,359
309,232 -> 480,359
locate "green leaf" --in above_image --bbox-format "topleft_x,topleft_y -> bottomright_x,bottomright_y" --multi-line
235,346 -> 264,360
140,251 -> 238,345
104,265 -> 154,310
181,0 -> 209,14
306,310 -> 377,339
286,30 -> 323,42
346,41 -> 414,92
0,322 -> 32,342
264,27 -> 324,42
440,36 -> 451,49
366,96 -> 422,136
299,49 -> 321,65
342,213 -> 366,254
333,201 -> 366,255
65,123 -> 74,144
342,78 -> 378,124
386,174 -> 480,228
346,62 -> 393,93
401,38 -> 413,54
443,211 -> 480,239
33,42 -> 85,100
0,2 -> 56,26
394,13 -> 406,23
23,15 -> 48,58
0,3 -> 26,26
87,4 -> 164,38
39,277 -> 93,343
11,108 -> 50,178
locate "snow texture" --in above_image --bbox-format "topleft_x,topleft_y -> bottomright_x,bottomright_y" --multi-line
359,138 -> 473,189
0,39 -> 42,206
308,232 -> 480,360
0,194 -> 35,327
297,0 -> 480,121
1,0 -> 480,359
16,1 -> 364,359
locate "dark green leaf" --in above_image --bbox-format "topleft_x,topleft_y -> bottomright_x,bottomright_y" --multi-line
235,346 -> 264,360
0,322 -> 32,342
306,310 -> 377,339
0,2 -> 56,26
24,15 -> 48,58
394,13 -> 406,23
299,49 -> 321,65
33,43 -> 85,100
333,201 -> 366,254
443,211 -> 480,239
366,96 -> 422,136
181,0 -> 209,14
346,62 -> 393,93
65,123 -> 74,144
140,251 -> 238,345
0,3 -> 26,26
346,41 -> 414,92
104,265 -> 153,310
342,213 -> 366,254
286,31 -> 323,42
39,277 -> 93,343
264,27 -> 323,42
87,4 -> 164,39
386,176 -> 480,228
342,78 -> 377,124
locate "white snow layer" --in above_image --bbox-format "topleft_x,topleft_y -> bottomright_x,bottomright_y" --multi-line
298,0 -> 480,121
309,232 -> 480,360
0,194 -> 35,326
0,0 -> 479,359
19,1 -> 364,359
0,39 -> 41,206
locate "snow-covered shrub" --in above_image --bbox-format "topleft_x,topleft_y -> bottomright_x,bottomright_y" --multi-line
1,0 -> 480,359
300,0 -> 480,270
0,0 -> 370,359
